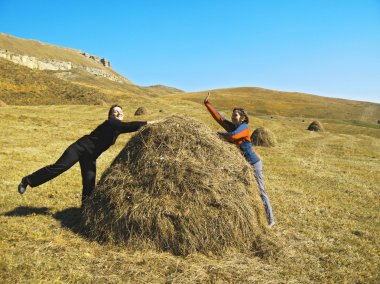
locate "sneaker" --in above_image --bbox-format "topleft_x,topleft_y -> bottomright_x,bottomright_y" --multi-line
18,177 -> 29,194
268,221 -> 275,228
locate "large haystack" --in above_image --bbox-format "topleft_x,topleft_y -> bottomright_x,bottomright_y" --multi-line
82,116 -> 270,256
307,120 -> 324,132
251,127 -> 277,147
134,106 -> 147,116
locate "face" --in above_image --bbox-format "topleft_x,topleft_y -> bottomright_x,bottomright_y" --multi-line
231,110 -> 242,125
110,106 -> 124,121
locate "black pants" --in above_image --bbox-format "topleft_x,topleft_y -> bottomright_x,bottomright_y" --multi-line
27,142 -> 96,204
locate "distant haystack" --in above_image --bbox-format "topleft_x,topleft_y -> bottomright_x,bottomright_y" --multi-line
82,116 -> 270,256
134,107 -> 147,116
251,127 -> 277,147
307,121 -> 324,132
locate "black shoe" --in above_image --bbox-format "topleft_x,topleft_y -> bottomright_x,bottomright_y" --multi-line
18,177 -> 29,194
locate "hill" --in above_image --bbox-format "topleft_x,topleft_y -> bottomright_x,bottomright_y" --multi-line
0,33 -> 130,84
168,87 -> 380,123
0,58 -> 109,105
0,33 -> 184,100
144,84 -> 184,95
2,32 -> 378,125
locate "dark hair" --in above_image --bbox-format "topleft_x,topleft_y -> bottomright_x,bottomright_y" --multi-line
233,108 -> 249,124
108,104 -> 123,118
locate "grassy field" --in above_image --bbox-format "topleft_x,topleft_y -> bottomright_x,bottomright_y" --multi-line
0,94 -> 379,283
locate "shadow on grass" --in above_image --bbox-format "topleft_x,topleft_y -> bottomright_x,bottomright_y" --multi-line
2,206 -> 51,216
53,207 -> 89,238
2,206 -> 89,238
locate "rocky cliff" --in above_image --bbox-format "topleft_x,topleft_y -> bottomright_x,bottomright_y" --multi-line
0,48 -> 127,84
80,52 -> 111,67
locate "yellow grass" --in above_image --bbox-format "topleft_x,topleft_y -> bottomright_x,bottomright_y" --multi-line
1,95 -> 379,283
0,58 -> 184,106
0,58 -> 109,105
171,87 -> 380,122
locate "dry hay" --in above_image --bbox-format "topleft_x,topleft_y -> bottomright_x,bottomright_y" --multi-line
251,127 -> 277,147
82,116 -> 272,256
0,99 -> 7,107
307,120 -> 324,131
95,99 -> 108,106
134,106 -> 147,116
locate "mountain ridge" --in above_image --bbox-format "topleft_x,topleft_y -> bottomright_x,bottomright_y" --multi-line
0,32 -> 378,123
169,87 -> 380,122
0,33 -> 131,84
0,33 -> 185,103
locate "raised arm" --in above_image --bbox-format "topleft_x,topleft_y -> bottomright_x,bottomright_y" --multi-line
204,92 -> 234,131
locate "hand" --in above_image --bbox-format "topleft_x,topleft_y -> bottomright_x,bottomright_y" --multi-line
204,92 -> 211,103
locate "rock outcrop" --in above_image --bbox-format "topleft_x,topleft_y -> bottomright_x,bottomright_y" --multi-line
80,52 -> 111,67
0,48 -> 127,83
0,48 -> 72,70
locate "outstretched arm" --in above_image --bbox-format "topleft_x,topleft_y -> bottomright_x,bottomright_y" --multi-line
204,92 -> 234,131
109,119 -> 147,133
110,118 -> 164,133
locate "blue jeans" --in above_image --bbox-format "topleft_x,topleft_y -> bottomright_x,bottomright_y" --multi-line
240,142 -> 274,224
253,160 -> 274,225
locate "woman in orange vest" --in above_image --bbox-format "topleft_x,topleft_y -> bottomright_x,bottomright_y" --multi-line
204,92 -> 274,227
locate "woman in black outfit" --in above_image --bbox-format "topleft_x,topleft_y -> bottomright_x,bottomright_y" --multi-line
18,105 -> 155,204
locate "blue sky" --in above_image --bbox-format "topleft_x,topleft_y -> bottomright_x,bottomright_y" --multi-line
1,0 -> 379,103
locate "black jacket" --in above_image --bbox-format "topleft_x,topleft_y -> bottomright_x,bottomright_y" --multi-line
76,118 -> 147,159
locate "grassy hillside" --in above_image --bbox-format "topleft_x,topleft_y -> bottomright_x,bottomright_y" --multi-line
0,33 -> 129,80
62,69 -> 185,97
0,58 -> 110,105
0,33 -> 185,101
0,58 -> 185,105
171,87 -> 380,123
144,84 -> 184,95
0,97 -> 379,283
